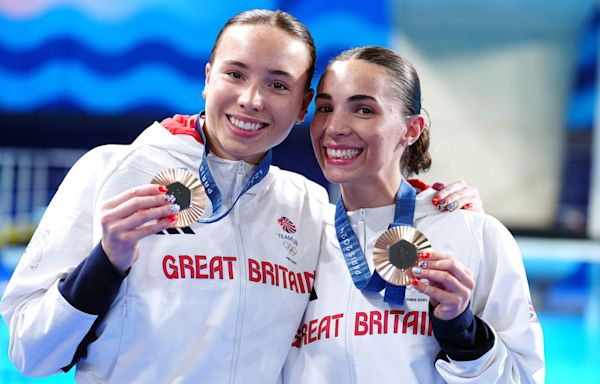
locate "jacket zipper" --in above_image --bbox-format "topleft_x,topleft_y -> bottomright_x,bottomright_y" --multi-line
229,162 -> 247,384
345,208 -> 366,384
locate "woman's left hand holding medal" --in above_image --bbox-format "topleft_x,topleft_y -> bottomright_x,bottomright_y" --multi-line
409,251 -> 474,320
100,184 -> 179,273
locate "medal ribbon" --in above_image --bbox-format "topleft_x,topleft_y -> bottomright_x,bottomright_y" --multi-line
193,115 -> 271,223
335,178 -> 416,305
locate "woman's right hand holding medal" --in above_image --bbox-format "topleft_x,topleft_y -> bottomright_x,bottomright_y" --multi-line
410,251 -> 475,321
100,184 -> 179,272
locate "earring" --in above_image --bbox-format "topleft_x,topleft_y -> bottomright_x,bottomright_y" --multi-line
202,90 -> 207,99
295,120 -> 303,126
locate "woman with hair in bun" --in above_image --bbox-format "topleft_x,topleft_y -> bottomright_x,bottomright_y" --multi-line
283,46 -> 544,383
1,9 -> 484,383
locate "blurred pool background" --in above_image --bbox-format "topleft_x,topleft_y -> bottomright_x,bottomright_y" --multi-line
2,0 -> 600,382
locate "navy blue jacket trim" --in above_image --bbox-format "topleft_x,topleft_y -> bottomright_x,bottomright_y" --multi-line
58,242 -> 127,315
429,304 -> 495,362
58,242 -> 128,372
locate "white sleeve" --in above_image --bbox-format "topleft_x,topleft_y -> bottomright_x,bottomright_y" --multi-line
435,216 -> 545,383
0,147 -> 113,376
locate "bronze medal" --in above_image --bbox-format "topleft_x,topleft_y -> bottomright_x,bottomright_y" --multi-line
151,168 -> 206,228
373,226 -> 431,286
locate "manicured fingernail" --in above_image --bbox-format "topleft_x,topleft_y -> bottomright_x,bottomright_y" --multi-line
464,203 -> 473,209
418,260 -> 429,268
419,252 -> 430,259
412,266 -> 422,274
432,182 -> 445,191
164,194 -> 176,203
169,204 -> 180,213
447,202 -> 458,211
437,201 -> 447,210
159,185 -> 168,193
432,197 -> 440,205
168,215 -> 177,223
411,279 -> 420,287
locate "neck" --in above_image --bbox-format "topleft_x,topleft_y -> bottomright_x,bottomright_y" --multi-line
340,176 -> 402,211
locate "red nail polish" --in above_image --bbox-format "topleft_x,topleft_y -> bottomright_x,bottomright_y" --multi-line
168,215 -> 177,222
432,197 -> 440,205
419,252 -> 431,259
159,185 -> 168,193
432,182 -> 444,191
411,279 -> 420,287
464,203 -> 473,209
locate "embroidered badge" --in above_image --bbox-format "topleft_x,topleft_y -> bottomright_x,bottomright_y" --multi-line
277,217 -> 299,263
277,216 -> 297,234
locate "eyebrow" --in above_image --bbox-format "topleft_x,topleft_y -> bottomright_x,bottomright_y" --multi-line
315,93 -> 332,100
222,60 -> 293,78
316,93 -> 377,102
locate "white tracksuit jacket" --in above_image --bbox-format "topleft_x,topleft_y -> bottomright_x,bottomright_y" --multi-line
283,189 -> 545,383
0,121 -> 329,383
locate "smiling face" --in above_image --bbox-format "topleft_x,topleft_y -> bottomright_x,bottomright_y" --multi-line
311,59 -> 423,207
203,24 -> 314,164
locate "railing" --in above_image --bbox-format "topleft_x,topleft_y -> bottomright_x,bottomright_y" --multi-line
0,147 -> 85,246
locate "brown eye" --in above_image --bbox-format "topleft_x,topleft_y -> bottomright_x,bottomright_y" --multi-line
271,82 -> 288,90
316,105 -> 332,113
227,71 -> 243,80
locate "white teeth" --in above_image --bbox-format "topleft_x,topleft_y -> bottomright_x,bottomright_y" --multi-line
229,116 -> 264,131
326,147 -> 361,159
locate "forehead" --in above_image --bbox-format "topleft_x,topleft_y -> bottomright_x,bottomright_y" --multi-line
213,24 -> 311,74
319,59 -> 395,100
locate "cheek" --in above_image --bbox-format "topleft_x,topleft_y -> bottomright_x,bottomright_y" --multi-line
366,133 -> 399,160
276,96 -> 302,120
207,79 -> 234,102
204,91 -> 220,114
309,127 -> 324,158
309,124 -> 323,146
377,128 -> 402,147
382,139 -> 405,165
309,114 -> 326,135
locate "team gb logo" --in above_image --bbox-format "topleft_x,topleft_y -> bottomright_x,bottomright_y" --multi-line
277,216 -> 299,263
277,216 -> 297,233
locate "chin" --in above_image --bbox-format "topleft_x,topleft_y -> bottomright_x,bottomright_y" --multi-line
322,169 -> 352,186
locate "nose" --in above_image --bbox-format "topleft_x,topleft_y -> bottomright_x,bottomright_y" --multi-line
324,109 -> 351,137
238,83 -> 264,111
